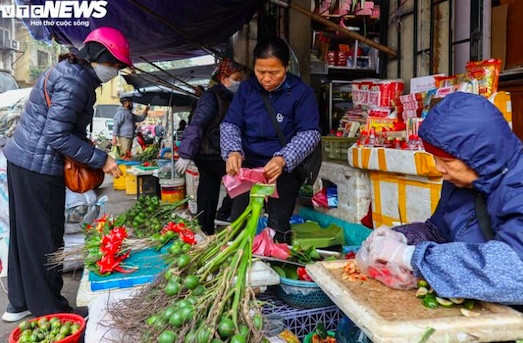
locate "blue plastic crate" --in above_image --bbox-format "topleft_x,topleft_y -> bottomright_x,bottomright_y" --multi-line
275,277 -> 333,309
260,292 -> 342,340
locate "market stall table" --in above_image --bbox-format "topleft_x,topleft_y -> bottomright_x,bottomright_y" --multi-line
307,260 -> 523,343
77,259 -> 280,308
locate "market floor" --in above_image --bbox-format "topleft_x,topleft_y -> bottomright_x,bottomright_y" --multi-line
0,176 -> 135,340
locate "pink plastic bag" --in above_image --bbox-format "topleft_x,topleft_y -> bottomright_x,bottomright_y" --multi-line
252,228 -> 290,260
223,168 -> 278,199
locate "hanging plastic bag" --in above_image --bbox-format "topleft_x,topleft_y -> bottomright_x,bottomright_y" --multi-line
223,168 -> 279,199
356,228 -> 417,290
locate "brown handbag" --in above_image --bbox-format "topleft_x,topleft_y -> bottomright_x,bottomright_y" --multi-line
44,68 -> 105,193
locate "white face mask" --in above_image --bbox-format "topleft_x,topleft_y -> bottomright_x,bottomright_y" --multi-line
227,80 -> 241,93
93,64 -> 119,83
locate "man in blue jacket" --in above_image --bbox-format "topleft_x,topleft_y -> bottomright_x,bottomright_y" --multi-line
364,92 -> 523,304
112,97 -> 149,154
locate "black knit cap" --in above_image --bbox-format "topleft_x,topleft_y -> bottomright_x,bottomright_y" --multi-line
76,41 -> 122,65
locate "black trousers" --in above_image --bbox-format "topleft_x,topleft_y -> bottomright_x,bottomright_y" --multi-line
194,157 -> 230,235
7,162 -> 71,316
230,168 -> 301,243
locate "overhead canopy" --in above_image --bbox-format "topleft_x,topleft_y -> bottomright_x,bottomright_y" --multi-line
122,64 -> 216,90
20,0 -> 259,61
120,86 -> 194,107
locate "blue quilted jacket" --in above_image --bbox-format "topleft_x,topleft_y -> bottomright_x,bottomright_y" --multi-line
396,92 -> 523,304
3,60 -> 106,176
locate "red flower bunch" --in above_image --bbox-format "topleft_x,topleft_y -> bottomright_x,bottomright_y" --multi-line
93,226 -> 135,275
161,222 -> 196,245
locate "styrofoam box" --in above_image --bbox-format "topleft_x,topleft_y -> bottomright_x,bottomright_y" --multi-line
313,161 -> 371,223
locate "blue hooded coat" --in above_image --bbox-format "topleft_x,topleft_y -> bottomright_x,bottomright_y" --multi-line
3,60 -> 106,175
399,92 -> 523,304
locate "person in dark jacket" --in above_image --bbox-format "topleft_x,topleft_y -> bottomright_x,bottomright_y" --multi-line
175,59 -> 243,234
112,96 -> 149,154
1,27 -> 131,322
361,92 -> 523,304
220,38 -> 321,243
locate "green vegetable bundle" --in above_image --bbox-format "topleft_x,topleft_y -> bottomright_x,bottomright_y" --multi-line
135,142 -> 160,162
115,195 -> 192,238
110,184 -> 275,343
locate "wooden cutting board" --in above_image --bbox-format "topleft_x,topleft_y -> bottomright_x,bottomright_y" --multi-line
306,260 -> 523,343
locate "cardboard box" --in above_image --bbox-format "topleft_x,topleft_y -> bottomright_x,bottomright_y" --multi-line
369,171 -> 442,227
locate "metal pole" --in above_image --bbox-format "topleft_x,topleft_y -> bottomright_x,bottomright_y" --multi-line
397,0 -> 402,77
170,108 -> 175,180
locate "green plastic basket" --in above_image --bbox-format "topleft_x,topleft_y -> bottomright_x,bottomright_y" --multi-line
275,276 -> 333,309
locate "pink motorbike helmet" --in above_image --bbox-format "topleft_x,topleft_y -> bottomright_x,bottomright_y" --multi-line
83,27 -> 133,67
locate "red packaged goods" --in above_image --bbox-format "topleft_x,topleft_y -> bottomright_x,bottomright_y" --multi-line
368,83 -> 381,107
359,79 -> 373,106
434,75 -> 457,88
368,107 -> 391,118
465,59 -> 501,98
327,50 -> 337,65
402,101 -> 422,111
394,79 -> 405,99
337,50 -> 347,66
400,93 -> 423,103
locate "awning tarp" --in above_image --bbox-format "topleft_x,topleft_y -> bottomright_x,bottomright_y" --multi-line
19,0 -> 259,61
120,86 -> 194,107
122,64 -> 216,90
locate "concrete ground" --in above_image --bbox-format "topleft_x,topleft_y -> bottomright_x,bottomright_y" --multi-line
0,176 -> 135,340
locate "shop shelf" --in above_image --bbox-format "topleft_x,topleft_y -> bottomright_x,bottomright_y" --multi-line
321,136 -> 358,164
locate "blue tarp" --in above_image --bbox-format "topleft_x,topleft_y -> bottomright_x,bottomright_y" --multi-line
18,0 -> 260,61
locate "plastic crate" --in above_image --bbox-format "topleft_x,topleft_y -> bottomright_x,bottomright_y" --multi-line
260,292 -> 342,340
321,136 -> 357,164
113,163 -> 128,190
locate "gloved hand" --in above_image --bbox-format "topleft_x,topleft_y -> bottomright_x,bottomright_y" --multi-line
174,158 -> 191,174
368,236 -> 415,271
366,226 -> 408,246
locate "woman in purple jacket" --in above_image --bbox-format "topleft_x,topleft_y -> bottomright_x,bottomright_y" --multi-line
175,60 -> 243,234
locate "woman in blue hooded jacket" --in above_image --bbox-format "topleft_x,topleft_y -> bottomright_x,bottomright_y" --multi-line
1,27 -> 130,322
364,92 -> 523,305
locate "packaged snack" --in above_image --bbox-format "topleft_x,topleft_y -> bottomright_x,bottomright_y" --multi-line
326,51 -> 337,66
434,75 -> 457,88
465,59 -> 501,98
